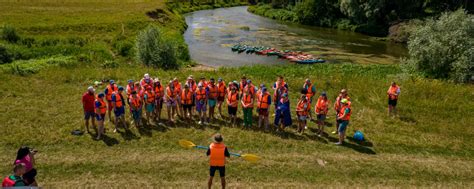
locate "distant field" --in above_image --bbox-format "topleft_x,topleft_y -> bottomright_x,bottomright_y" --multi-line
0,0 -> 473,188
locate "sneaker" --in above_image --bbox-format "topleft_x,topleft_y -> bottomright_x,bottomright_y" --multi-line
331,131 -> 338,135
113,129 -> 117,133
335,142 -> 342,145
198,121 -> 202,125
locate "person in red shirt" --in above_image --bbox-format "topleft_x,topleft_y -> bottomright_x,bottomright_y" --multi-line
81,86 -> 96,133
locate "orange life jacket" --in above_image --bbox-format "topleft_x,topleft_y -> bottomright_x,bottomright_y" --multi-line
296,100 -> 311,116
196,88 -> 207,101
239,81 -> 247,92
304,83 -> 315,99
388,85 -> 400,100
257,92 -> 270,109
154,85 -> 164,98
173,82 -> 181,93
140,78 -> 153,88
167,86 -> 176,99
112,92 -> 123,108
217,83 -> 227,97
242,93 -> 253,108
181,90 -> 193,105
315,97 -> 329,114
208,84 -> 218,99
338,104 -> 351,121
126,84 -> 136,97
144,90 -> 155,104
243,84 -> 255,95
129,95 -> 142,108
335,96 -> 351,111
105,84 -> 118,101
95,98 -> 107,114
227,91 -> 238,107
209,142 -> 226,166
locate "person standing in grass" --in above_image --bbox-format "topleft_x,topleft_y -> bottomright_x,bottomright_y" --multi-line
181,84 -> 193,121
387,81 -> 401,116
216,78 -> 227,118
303,79 -> 316,120
140,73 -> 153,88
315,92 -> 329,136
2,163 -> 26,187
207,78 -> 218,123
173,78 -> 182,118
126,80 -> 136,122
257,87 -> 271,130
14,146 -> 38,186
95,93 -> 107,139
274,93 -> 292,131
112,87 -> 126,132
273,76 -> 288,116
153,78 -> 164,123
82,86 -> 96,133
207,134 -> 230,189
129,90 -> 142,128
227,86 -> 239,126
195,83 -> 208,125
333,89 -> 350,135
144,86 -> 156,125
186,76 -> 197,117
104,80 -> 118,122
166,80 -> 178,123
241,88 -> 254,128
336,99 -> 351,145
239,76 -> 247,98
296,94 -> 311,134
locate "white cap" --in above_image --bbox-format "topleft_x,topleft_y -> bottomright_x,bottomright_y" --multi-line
144,73 -> 150,79
87,86 -> 95,92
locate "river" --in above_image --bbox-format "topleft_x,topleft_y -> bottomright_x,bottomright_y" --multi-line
184,6 -> 407,67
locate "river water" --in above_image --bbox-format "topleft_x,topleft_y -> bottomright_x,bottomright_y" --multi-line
184,6 -> 407,67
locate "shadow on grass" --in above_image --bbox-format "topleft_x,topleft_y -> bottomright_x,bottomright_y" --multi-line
346,136 -> 374,147
324,135 -> 376,155
118,128 -> 140,141
101,135 -> 119,146
399,115 -> 417,124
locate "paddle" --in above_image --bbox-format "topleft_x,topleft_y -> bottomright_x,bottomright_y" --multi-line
178,139 -> 261,163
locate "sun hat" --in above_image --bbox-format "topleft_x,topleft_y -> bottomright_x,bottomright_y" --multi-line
87,86 -> 95,92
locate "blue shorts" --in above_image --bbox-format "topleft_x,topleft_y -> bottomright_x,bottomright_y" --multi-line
196,101 -> 207,112
208,99 -> 217,107
338,120 -> 349,134
210,166 -> 225,177
145,104 -> 155,113
132,109 -> 141,120
84,111 -> 95,120
96,114 -> 106,121
114,106 -> 125,117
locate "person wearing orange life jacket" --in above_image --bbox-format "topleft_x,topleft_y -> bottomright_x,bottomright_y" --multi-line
104,80 -> 118,122
243,79 -> 256,97
216,78 -> 227,118
166,80 -> 178,123
207,78 -> 218,123
387,81 -> 401,116
144,86 -> 156,125
111,87 -> 126,132
206,134 -> 230,189
302,79 -> 316,120
227,87 -> 239,126
181,84 -> 193,120
129,90 -> 143,128
95,93 -> 107,140
186,76 -> 197,117
239,76 -> 248,97
257,86 -> 272,130
140,73 -> 153,88
296,94 -> 311,134
336,98 -> 351,145
195,83 -> 208,125
199,76 -> 208,88
126,80 -> 136,107
173,78 -> 182,118
153,78 -> 164,123
273,76 -> 288,116
241,88 -> 254,128
2,163 -> 26,187
315,92 -> 329,137
333,89 -> 351,135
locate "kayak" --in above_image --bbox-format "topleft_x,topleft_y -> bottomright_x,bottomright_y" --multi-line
294,59 -> 326,64
266,51 -> 280,56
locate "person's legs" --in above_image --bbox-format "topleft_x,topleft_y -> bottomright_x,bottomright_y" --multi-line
221,177 -> 226,189
171,106 -> 177,122
84,113 -> 90,133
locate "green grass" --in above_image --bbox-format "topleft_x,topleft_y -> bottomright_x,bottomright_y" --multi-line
0,0 -> 473,188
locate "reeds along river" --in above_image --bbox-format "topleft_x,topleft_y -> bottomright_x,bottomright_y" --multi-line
183,6 -> 408,67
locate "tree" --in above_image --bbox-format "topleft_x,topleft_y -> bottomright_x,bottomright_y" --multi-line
136,25 -> 179,69
403,9 -> 473,83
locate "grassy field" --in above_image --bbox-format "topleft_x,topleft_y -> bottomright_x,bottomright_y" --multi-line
1,0 -> 474,188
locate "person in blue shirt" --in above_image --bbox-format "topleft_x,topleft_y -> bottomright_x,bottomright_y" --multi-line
111,87 -> 126,132
274,93 -> 292,131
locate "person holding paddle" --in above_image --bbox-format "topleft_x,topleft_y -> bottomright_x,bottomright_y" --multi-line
206,134 -> 230,189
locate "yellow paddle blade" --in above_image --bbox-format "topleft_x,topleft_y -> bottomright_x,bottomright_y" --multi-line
241,154 -> 261,163
179,139 -> 196,149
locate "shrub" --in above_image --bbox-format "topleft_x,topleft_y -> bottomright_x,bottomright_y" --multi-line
0,45 -> 13,64
1,25 -> 20,43
101,60 -> 119,68
1,56 -> 76,76
136,25 -> 179,69
402,9 -> 473,83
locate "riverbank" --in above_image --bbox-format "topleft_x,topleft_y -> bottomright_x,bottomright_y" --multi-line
0,1 -> 473,187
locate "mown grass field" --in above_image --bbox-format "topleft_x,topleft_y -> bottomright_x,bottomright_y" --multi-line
1,0 -> 473,188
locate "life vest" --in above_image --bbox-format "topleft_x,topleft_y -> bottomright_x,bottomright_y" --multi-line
315,97 -> 328,114
242,93 -> 253,108
257,92 -> 270,109
199,81 -> 208,88
173,81 -> 181,92
166,86 -> 176,99
243,84 -> 256,96
181,90 -> 193,105
140,78 -> 153,88
388,85 -> 400,100
144,90 -> 155,104
208,84 -> 218,99
227,91 -> 238,107
196,88 -> 206,101
239,81 -> 247,92
217,83 -> 227,97
2,175 -> 25,187
187,81 -> 197,92
335,96 -> 351,111
209,142 -> 226,166
95,98 -> 107,114
129,95 -> 142,108
126,84 -> 135,97
105,84 -> 118,101
304,83 -> 315,99
154,85 -> 164,98
297,100 -> 311,116
338,104 -> 351,121
112,92 -> 123,108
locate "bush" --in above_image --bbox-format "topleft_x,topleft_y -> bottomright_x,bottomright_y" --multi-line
1,56 -> 76,76
402,9 -> 473,83
101,60 -> 119,68
136,25 -> 179,69
0,45 -> 13,64
1,25 -> 20,43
